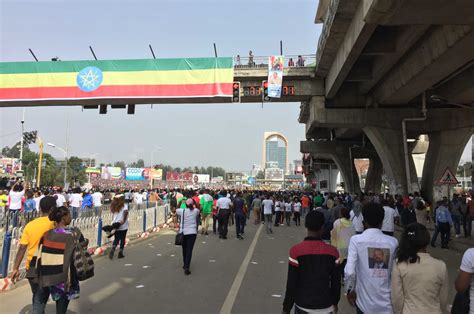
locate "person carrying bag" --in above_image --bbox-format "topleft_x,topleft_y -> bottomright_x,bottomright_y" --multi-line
176,198 -> 200,275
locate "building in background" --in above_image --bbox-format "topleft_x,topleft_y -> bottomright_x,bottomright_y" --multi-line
262,131 -> 288,174
251,164 -> 262,177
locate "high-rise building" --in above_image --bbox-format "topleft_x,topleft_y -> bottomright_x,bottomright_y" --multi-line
262,132 -> 288,173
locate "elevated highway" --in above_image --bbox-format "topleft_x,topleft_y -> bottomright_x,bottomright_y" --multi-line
300,0 -> 474,201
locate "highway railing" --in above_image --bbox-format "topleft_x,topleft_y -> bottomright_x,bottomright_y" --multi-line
234,54 -> 316,69
0,203 -> 170,278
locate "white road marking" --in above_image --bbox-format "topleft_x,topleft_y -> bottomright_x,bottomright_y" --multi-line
124,264 -> 133,267
251,261 -> 258,265
170,254 -> 175,257
209,259 -> 216,262
271,294 -> 282,298
279,261 -> 285,264
136,285 -> 145,289
167,242 -> 171,245
202,241 -> 206,244
156,253 -> 162,256
88,282 -> 121,304
220,224 -> 263,314
142,265 -> 150,269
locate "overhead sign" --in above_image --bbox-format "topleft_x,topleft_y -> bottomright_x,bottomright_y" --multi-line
0,57 -> 234,104
438,167 -> 459,184
267,55 -> 284,98
85,167 -> 101,174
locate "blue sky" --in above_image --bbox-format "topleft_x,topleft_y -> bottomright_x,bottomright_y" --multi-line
0,0 -> 321,171
0,0 -> 471,171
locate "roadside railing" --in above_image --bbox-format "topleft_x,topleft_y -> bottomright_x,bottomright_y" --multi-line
234,54 -> 316,69
1,203 -> 170,278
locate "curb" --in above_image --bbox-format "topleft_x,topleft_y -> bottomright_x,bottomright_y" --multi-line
0,223 -> 171,293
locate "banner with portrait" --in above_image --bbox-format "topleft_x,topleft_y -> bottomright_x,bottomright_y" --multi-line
268,55 -> 284,98
101,166 -> 123,180
126,168 -> 146,180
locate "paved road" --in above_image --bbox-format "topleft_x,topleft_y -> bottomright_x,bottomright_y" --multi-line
0,219 -> 466,313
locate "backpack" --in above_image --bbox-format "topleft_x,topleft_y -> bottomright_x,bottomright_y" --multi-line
71,227 -> 94,281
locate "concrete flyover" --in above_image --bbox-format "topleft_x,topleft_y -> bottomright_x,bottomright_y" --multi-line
300,0 -> 474,202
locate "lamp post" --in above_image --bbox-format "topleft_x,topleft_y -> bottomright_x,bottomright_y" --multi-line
149,147 -> 163,189
47,142 -> 68,188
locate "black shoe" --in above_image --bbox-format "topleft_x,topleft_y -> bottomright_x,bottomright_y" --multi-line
109,248 -> 115,260
205,232 -> 209,235
238,235 -> 244,240
184,269 -> 191,275
219,235 -> 222,239
118,251 -> 125,259
223,236 -> 227,239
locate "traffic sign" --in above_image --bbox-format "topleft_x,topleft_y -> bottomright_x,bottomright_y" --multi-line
438,167 -> 459,185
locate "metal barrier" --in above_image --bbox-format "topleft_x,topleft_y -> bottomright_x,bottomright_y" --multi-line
0,203 -> 169,278
234,54 -> 316,69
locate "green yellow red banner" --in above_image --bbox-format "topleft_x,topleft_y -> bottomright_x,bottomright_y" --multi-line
0,57 -> 234,102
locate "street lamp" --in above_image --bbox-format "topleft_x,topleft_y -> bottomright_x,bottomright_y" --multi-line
47,142 -> 68,188
150,147 -> 163,189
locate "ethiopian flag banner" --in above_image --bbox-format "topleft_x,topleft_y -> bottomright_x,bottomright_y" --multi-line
0,57 -> 234,102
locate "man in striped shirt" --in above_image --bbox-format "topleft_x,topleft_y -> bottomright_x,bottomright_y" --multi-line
283,210 -> 341,313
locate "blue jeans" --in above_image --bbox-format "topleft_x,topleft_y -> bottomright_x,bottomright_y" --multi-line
452,215 -> 461,235
29,280 -> 69,314
235,214 -> 245,237
71,207 -> 79,219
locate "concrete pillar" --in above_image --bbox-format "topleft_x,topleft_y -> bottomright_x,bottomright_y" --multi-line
331,153 -> 361,195
365,156 -> 383,194
421,128 -> 473,204
363,126 -> 419,195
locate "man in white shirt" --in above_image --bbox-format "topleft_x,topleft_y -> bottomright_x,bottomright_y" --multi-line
133,190 -> 143,209
455,248 -> 474,313
92,189 -> 103,215
345,202 -> 398,314
54,188 -> 66,207
69,188 -> 83,219
216,191 -> 232,239
381,199 -> 399,236
262,195 -> 274,234
8,181 -> 25,227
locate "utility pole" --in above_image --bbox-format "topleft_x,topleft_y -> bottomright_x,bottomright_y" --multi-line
64,115 -> 69,188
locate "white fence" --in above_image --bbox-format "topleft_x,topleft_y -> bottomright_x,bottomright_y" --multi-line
1,204 -> 169,278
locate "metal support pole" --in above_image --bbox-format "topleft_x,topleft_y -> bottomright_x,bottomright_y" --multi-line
37,139 -> 43,188
149,44 -> 156,59
154,204 -> 157,227
89,46 -> 98,60
97,218 -> 103,247
1,231 -> 12,278
143,210 -> 147,232
280,40 -> 283,55
213,43 -> 218,58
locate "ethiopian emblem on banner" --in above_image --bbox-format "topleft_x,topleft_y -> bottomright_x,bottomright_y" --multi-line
268,56 -> 284,98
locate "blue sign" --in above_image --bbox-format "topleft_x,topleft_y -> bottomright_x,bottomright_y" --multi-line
126,168 -> 145,180
247,177 -> 256,185
77,66 -> 103,92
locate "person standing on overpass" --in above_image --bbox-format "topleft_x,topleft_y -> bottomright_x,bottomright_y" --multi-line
282,210 -> 341,314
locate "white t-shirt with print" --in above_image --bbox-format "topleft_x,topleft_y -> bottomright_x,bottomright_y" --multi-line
284,202 -> 292,212
460,248 -> 474,313
69,193 -> 83,208
293,202 -> 302,213
274,201 -> 282,212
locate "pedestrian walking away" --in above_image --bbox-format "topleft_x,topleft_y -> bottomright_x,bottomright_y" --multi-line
109,195 -> 129,259
177,198 -> 200,275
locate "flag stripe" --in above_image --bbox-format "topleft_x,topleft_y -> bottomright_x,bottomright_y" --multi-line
0,83 -> 233,100
0,57 -> 234,74
0,68 -> 234,88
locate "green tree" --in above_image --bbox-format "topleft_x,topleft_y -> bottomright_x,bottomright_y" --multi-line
114,161 -> 126,168
67,156 -> 87,185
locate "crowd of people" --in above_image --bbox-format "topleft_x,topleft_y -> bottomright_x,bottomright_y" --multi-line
2,180 -> 474,313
